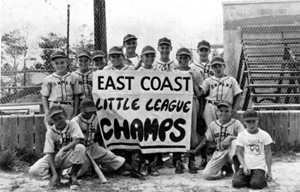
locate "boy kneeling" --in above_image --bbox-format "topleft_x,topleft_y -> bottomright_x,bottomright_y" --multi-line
29,106 -> 86,190
232,109 -> 273,189
189,101 -> 244,180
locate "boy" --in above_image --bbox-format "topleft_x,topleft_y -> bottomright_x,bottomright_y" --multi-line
199,56 -> 242,128
91,50 -> 106,70
123,34 -> 142,69
153,37 -> 179,71
41,51 -> 81,123
103,46 -> 135,71
29,105 -> 86,190
173,47 -> 203,174
190,40 -> 214,80
73,98 -> 145,179
189,101 -> 244,180
232,109 -> 273,189
71,50 -> 93,101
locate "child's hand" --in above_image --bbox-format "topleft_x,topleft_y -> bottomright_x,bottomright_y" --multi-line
243,167 -> 251,176
48,173 -> 60,189
221,137 -> 231,149
266,171 -> 272,182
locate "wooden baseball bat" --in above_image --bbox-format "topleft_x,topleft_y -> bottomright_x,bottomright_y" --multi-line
86,151 -> 108,183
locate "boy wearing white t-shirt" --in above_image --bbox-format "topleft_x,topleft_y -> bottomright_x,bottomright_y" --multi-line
232,109 -> 273,189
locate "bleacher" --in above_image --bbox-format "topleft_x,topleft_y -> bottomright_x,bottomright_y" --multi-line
237,25 -> 300,110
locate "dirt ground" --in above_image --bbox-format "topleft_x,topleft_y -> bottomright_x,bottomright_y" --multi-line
1,154 -> 300,192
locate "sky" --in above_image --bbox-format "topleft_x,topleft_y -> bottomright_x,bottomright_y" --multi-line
1,0 -> 230,62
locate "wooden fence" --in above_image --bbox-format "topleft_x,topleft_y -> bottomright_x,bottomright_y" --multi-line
0,111 -> 299,156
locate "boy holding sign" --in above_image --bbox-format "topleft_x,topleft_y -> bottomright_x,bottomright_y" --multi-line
103,46 -> 135,71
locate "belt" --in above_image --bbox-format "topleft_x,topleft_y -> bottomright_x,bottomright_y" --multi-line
53,101 -> 73,105
207,100 -> 219,105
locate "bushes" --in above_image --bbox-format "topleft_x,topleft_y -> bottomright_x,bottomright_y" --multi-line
0,148 -> 15,170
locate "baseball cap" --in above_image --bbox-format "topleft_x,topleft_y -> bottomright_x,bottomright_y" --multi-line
123,34 -> 137,43
109,46 -> 124,55
211,56 -> 225,66
51,51 -> 67,61
197,40 -> 211,50
77,50 -> 91,59
92,50 -> 105,60
80,97 -> 97,113
176,47 -> 192,56
141,45 -> 156,55
217,100 -> 232,109
48,105 -> 65,118
158,37 -> 172,46
243,109 -> 259,120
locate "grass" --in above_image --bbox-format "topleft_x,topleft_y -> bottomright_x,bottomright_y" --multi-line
0,148 -> 15,171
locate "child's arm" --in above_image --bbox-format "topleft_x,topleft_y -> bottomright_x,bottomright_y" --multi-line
46,153 -> 60,188
232,93 -> 242,116
73,95 -> 80,118
42,96 -> 50,114
221,136 -> 237,149
236,146 -> 251,176
188,137 -> 208,154
265,144 -> 272,181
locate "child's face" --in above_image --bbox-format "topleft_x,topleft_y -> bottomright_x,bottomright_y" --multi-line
93,57 -> 106,70
217,106 -> 232,122
158,44 -> 172,59
78,56 -> 91,71
110,54 -> 124,68
244,119 -> 259,134
197,48 -> 211,61
124,40 -> 137,54
177,55 -> 190,68
51,113 -> 67,130
211,64 -> 225,77
142,53 -> 156,67
52,58 -> 68,74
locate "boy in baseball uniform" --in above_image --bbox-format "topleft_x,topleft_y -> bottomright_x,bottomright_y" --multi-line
29,105 -> 86,190
91,50 -> 106,70
189,101 -> 244,180
199,56 -> 242,127
73,98 -> 145,179
153,37 -> 179,71
71,50 -> 93,101
103,46 -> 135,71
41,51 -> 81,126
232,109 -> 273,189
123,34 -> 142,69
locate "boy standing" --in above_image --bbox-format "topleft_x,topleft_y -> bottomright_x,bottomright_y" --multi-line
103,46 -> 135,71
189,101 -> 244,180
232,109 -> 273,189
123,34 -> 141,69
153,37 -> 179,71
41,51 -> 81,122
91,50 -> 106,70
29,106 -> 86,190
71,50 -> 93,101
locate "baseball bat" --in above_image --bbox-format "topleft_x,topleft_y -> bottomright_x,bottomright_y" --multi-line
86,151 -> 108,183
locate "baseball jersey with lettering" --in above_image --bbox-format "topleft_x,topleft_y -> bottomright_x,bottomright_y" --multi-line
200,75 -> 242,103
71,70 -> 93,99
72,114 -> 98,147
206,119 -> 244,150
41,72 -> 82,102
103,64 -> 135,71
236,129 -> 273,171
190,61 -> 214,80
43,120 -> 84,153
153,60 -> 179,71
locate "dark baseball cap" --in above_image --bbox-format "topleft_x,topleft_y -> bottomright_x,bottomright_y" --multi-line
217,100 -> 232,109
51,51 -> 67,61
197,40 -> 211,49
141,45 -> 156,55
176,47 -> 192,56
211,56 -> 225,66
80,97 -> 97,113
123,34 -> 137,43
109,46 -> 124,55
158,37 -> 172,46
92,50 -> 105,60
77,50 -> 91,59
243,109 -> 258,120
48,105 -> 65,118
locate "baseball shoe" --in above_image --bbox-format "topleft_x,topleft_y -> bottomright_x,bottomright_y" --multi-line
130,169 -> 146,180
69,175 -> 80,190
188,161 -> 198,174
175,161 -> 184,174
139,162 -> 149,176
197,159 -> 207,170
149,161 -> 160,176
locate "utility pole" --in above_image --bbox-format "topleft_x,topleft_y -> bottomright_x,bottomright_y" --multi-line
94,0 -> 107,54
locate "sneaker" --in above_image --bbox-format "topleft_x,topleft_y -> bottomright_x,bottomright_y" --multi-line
130,169 -> 147,180
139,163 -> 149,176
175,161 -> 184,174
188,161 -> 198,174
69,175 -> 80,190
149,161 -> 160,176
197,159 -> 207,170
